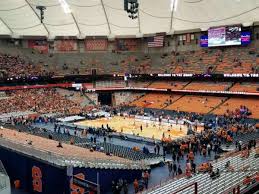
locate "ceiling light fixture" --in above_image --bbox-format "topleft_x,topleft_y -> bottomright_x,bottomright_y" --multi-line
171,0 -> 179,12
59,0 -> 71,14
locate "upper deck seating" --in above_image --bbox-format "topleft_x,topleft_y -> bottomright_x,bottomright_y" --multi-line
148,81 -> 188,90
230,82 -> 259,93
184,82 -> 231,91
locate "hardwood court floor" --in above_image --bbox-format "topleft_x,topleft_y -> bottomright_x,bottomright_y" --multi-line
75,116 -> 191,140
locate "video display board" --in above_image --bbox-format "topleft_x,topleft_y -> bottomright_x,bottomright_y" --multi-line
208,26 -> 241,47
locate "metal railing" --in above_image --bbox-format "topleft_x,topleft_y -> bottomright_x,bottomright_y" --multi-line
0,160 -> 10,193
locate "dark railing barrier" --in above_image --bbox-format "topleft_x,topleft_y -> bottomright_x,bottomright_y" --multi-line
170,182 -> 198,194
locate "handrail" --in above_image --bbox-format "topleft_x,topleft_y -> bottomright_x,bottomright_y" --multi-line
0,161 -> 9,192
0,83 -> 257,97
170,182 -> 198,194
223,185 -> 240,194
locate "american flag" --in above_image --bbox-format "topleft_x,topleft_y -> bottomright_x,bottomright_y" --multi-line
147,35 -> 164,47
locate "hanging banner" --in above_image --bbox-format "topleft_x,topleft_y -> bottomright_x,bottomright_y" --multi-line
186,34 -> 191,43
117,38 -> 138,51
54,40 -> 78,52
85,39 -> 108,51
28,40 -> 49,54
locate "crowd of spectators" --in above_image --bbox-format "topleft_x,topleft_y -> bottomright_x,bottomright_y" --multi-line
0,53 -> 48,78
0,88 -> 86,115
224,105 -> 251,119
1,43 -> 259,78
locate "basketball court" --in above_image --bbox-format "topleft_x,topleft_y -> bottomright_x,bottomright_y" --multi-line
74,116 -> 202,140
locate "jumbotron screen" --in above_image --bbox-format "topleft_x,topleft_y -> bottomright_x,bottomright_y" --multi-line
208,26 -> 241,47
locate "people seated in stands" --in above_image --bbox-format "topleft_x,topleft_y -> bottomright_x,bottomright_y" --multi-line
254,172 -> 259,182
57,141 -> 63,148
210,168 -> 220,179
0,53 -> 46,78
26,140 -> 32,145
198,162 -> 213,173
224,161 -> 235,172
0,89 -> 85,115
241,148 -> 250,158
243,175 -> 252,186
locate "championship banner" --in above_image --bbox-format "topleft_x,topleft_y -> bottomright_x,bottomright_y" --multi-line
116,38 -> 138,51
186,34 -> 191,43
28,40 -> 48,54
85,39 -> 108,51
54,40 -> 78,52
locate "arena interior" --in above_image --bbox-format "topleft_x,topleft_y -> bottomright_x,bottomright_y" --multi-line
0,0 -> 259,194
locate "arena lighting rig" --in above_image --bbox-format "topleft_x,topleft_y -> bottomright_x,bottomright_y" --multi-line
124,0 -> 139,19
36,6 -> 46,23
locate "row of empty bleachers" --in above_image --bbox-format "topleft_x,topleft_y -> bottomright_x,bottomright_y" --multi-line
215,47 -> 257,74
172,49 -> 220,74
96,142 -> 161,161
145,149 -> 259,194
96,80 -> 126,88
184,82 -> 232,91
165,95 -> 226,114
134,81 -> 259,93
148,171 -> 257,194
130,94 -> 182,109
148,81 -> 188,90
128,92 -> 259,118
90,81 -> 258,93
0,127 -> 135,167
7,124 -> 161,162
128,80 -> 151,88
212,98 -> 259,119
230,82 -> 259,93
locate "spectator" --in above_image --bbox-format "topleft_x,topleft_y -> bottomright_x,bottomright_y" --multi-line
133,179 -> 139,193
168,161 -> 173,176
143,171 -> 150,189
177,165 -> 182,175
173,162 -> 177,176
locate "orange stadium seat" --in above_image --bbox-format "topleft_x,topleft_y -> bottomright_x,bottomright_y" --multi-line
148,81 -> 188,90
212,98 -> 259,119
130,93 -> 181,109
230,82 -> 259,93
165,95 -> 226,114
184,82 -> 231,91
